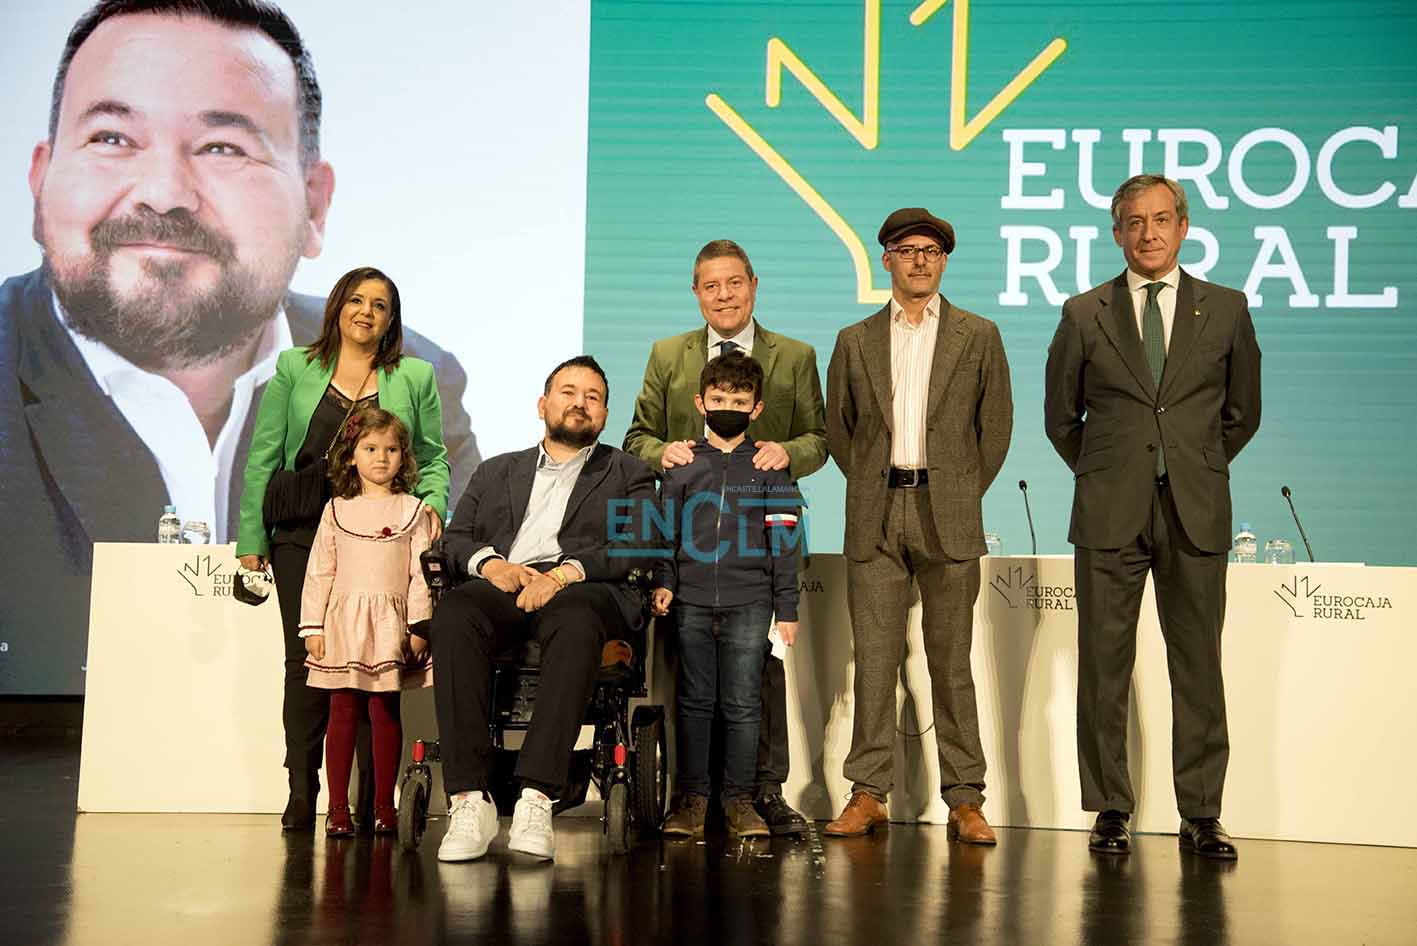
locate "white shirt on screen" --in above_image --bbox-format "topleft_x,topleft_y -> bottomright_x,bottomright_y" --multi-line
59,294 -> 291,544
1125,265 -> 1181,352
889,295 -> 940,469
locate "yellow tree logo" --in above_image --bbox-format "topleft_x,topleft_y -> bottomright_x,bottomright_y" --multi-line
706,0 -> 1067,303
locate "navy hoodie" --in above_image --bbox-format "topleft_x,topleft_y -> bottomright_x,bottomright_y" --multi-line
654,439 -> 803,620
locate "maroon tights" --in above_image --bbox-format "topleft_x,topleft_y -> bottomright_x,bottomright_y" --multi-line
326,689 -> 401,810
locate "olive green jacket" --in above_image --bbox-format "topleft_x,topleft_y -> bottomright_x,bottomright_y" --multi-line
622,322 -> 828,481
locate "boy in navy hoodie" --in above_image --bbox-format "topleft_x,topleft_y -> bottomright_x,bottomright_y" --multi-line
654,352 -> 803,839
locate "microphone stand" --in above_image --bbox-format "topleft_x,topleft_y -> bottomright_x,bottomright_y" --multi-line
1019,480 -> 1037,556
1281,485 -> 1316,562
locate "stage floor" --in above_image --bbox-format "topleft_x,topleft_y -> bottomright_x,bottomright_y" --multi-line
4,743 -> 1414,946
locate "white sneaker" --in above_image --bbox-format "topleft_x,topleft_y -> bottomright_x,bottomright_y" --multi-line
438,791 -> 498,862
507,787 -> 555,860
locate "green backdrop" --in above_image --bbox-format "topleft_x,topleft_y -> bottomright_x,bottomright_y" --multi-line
586,0 -> 1417,563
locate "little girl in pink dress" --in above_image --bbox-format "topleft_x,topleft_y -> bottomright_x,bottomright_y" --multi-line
299,408 -> 438,836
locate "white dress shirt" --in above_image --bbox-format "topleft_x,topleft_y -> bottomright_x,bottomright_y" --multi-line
469,442 -> 592,577
889,296 -> 940,468
706,319 -> 756,360
1125,265 -> 1181,352
60,295 -> 290,544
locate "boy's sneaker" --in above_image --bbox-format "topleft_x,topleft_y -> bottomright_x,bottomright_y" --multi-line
661,794 -> 709,839
724,797 -> 771,838
438,791 -> 498,862
508,787 -> 556,860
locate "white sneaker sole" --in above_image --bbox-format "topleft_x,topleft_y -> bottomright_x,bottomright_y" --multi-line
507,832 -> 554,860
437,839 -> 492,862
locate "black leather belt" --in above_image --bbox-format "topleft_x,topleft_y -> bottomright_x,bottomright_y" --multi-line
888,467 -> 929,488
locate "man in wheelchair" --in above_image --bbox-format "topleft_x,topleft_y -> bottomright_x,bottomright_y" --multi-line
432,356 -> 656,862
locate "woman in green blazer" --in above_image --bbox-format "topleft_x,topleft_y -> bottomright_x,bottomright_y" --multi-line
236,266 -> 451,831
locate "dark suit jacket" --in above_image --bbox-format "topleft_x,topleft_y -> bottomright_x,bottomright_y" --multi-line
0,267 -> 481,695
826,295 -> 1013,562
1044,269 -> 1262,554
443,442 -> 658,629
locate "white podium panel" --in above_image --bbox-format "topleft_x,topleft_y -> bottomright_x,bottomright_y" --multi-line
760,556 -> 1414,847
78,543 -> 568,816
79,543 -> 289,813
80,544 -> 1415,846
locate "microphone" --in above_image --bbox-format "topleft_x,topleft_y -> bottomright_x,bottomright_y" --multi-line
1019,480 -> 1037,556
1281,485 -> 1315,562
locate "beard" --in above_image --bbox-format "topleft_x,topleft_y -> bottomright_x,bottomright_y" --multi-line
40,205 -> 302,373
546,410 -> 601,449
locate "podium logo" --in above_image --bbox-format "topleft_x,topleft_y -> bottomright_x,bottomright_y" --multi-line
178,554 -> 233,597
1274,575 -> 1392,621
989,566 -> 1074,611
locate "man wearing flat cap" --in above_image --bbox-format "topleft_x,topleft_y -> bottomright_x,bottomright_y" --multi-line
823,208 -> 1013,841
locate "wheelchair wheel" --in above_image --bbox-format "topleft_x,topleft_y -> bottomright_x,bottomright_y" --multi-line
398,773 -> 430,853
605,780 -> 631,855
630,705 -> 667,830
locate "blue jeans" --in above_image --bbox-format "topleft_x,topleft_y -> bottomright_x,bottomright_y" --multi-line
674,602 -> 772,799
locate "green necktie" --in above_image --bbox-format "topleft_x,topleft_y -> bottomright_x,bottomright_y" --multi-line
1143,281 -> 1167,475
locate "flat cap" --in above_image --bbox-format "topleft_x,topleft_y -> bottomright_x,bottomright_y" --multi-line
878,207 -> 955,254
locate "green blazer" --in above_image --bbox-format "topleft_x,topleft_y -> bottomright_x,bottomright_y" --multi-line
236,347 -> 451,557
623,322 -> 828,481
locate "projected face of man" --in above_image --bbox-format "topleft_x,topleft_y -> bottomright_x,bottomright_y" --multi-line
28,13 -> 334,373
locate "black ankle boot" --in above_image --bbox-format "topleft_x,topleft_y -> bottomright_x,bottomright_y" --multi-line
281,769 -> 318,832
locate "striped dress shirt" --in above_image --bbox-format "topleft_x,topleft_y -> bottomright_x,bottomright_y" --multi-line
889,296 -> 940,468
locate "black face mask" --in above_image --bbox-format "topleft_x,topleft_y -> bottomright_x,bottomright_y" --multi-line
704,409 -> 753,439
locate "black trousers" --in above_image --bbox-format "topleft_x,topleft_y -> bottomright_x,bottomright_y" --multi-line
1075,480 -> 1229,819
271,543 -> 330,775
271,543 -> 371,795
755,653 -> 791,794
432,580 -> 619,797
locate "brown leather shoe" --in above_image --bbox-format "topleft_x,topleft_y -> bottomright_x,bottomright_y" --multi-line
661,794 -> 708,839
948,804 -> 997,845
824,792 -> 889,837
724,798 -> 771,839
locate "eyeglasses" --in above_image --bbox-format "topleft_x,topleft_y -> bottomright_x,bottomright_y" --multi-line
888,245 -> 945,261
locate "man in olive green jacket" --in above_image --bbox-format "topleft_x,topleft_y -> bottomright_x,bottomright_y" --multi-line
623,239 -> 826,834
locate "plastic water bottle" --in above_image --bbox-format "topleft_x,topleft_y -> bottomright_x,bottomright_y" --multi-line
157,505 -> 182,544
182,520 -> 211,545
1232,522 -> 1257,563
984,532 -> 1004,556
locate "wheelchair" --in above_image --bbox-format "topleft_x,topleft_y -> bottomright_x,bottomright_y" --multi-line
395,543 -> 668,855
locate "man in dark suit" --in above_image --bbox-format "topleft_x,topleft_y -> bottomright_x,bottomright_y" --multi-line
432,356 -> 656,863
823,208 -> 1013,842
0,0 -> 479,696
623,238 -> 827,834
1045,174 -> 1262,860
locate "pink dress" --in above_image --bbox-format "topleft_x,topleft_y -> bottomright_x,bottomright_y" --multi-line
299,493 -> 435,692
